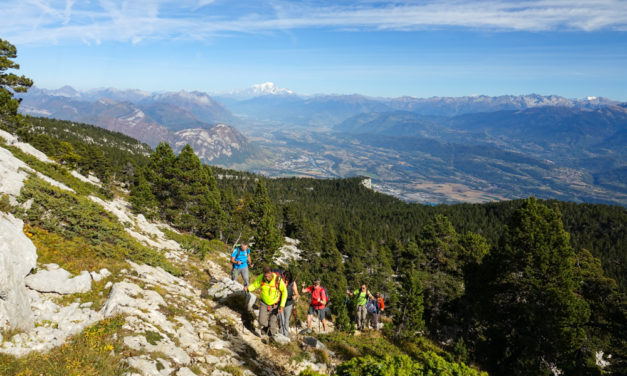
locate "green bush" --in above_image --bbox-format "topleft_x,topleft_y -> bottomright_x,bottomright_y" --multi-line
335,353 -> 487,376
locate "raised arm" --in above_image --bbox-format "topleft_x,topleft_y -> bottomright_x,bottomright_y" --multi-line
292,280 -> 300,300
301,282 -> 310,294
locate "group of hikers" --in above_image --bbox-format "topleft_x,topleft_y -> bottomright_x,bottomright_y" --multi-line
230,242 -> 385,338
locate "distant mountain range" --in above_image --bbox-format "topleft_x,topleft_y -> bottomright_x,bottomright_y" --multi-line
17,84 -> 627,205
18,87 -> 261,164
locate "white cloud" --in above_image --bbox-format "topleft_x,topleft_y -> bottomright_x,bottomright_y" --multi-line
1,0 -> 626,45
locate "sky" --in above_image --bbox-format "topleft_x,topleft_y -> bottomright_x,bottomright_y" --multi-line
1,0 -> 627,100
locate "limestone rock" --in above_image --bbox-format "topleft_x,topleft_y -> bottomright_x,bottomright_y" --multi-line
90,268 -> 111,282
0,212 -> 38,331
176,367 -> 197,376
273,333 -> 291,345
302,336 -> 334,356
207,277 -> 247,300
125,355 -> 174,376
25,264 -> 92,294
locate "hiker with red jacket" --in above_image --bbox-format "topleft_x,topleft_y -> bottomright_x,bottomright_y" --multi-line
301,279 -> 328,332
375,292 -> 385,329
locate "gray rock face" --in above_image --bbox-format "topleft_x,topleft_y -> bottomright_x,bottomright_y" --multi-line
302,336 -> 334,356
207,276 -> 246,299
0,213 -> 38,331
25,264 -> 92,294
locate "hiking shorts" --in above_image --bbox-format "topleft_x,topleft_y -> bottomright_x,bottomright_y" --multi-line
231,266 -> 249,286
308,305 -> 326,320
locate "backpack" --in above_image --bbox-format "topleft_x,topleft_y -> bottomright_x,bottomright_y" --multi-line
311,286 -> 328,308
322,287 -> 332,307
261,270 -> 284,298
232,244 -> 248,260
366,299 -> 378,314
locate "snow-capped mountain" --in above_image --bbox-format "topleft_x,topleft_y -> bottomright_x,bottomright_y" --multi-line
217,82 -> 296,100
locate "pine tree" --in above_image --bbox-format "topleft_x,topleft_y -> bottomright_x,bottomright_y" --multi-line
394,267 -> 425,340
145,142 -> 178,218
417,214 -> 464,330
473,197 -> 590,375
0,38 -> 32,130
129,171 -> 158,218
250,181 -> 282,266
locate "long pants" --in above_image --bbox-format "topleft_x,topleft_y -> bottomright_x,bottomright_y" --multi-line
259,301 -> 279,335
231,266 -> 249,286
280,303 -> 294,337
355,304 -> 367,329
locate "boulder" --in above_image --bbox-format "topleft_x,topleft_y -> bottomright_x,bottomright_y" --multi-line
176,368 -> 197,376
273,333 -> 291,345
25,264 -> 92,294
207,277 -> 246,300
90,268 -> 111,282
302,336 -> 334,356
0,213 -> 38,331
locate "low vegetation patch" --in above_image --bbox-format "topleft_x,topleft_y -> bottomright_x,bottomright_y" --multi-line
163,229 -> 225,260
0,316 -> 129,376
2,142 -> 105,198
0,193 -> 11,213
334,353 -> 487,376
19,177 -> 180,276
320,331 -> 404,361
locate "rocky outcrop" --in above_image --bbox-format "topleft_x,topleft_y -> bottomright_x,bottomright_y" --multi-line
1,289 -> 103,357
25,264 -> 92,294
0,212 -> 37,331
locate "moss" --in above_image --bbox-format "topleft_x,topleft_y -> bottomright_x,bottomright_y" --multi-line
144,331 -> 163,346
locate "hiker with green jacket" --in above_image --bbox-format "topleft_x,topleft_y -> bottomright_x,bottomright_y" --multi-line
346,284 -> 375,330
246,266 -> 287,336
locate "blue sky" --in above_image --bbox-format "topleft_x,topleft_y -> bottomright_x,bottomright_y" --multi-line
1,0 -> 626,100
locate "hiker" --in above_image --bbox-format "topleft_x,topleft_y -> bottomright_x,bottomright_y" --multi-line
280,271 -> 299,337
301,279 -> 328,332
366,296 -> 378,329
230,242 -> 252,287
346,284 -> 374,330
245,266 -> 287,337
375,292 -> 385,329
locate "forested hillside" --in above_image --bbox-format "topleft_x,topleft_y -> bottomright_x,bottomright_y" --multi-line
3,110 -> 626,375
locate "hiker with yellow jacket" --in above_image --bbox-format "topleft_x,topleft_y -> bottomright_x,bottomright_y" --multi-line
245,266 -> 288,336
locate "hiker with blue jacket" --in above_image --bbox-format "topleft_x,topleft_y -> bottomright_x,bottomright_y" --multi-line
230,242 -> 253,286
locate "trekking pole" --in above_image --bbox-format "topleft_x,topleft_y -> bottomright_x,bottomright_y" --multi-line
278,308 -> 285,337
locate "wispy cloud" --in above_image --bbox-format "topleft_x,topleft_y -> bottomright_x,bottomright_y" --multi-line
1,0 -> 626,45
